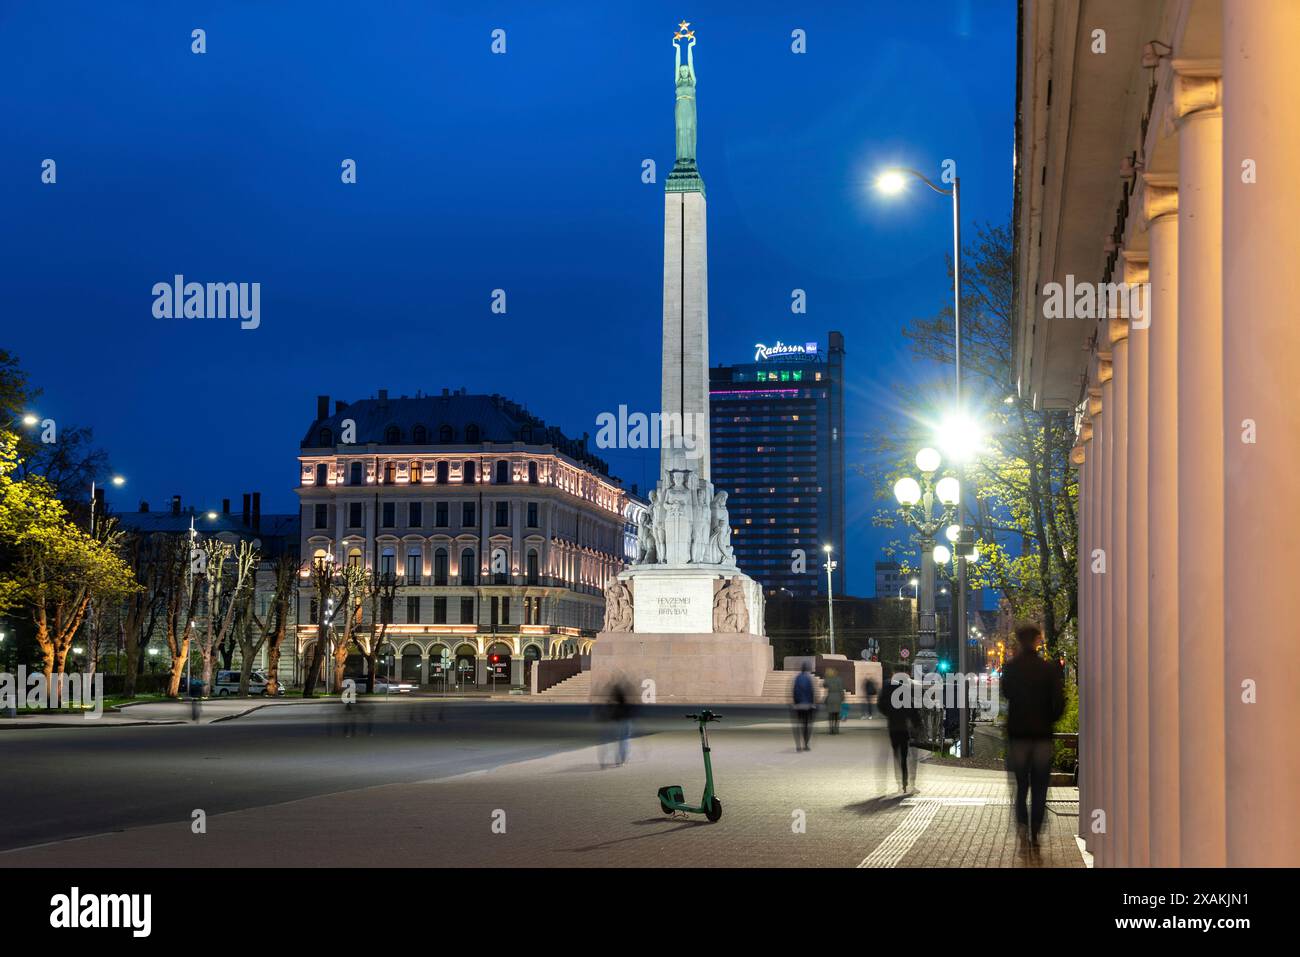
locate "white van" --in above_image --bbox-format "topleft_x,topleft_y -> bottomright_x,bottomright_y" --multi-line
213,670 -> 282,696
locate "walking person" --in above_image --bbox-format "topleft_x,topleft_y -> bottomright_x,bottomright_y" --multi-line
1000,623 -> 1066,851
862,677 -> 877,720
877,672 -> 920,793
824,668 -> 844,735
792,662 -> 816,751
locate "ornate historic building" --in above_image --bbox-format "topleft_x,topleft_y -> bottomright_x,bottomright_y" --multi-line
295,389 -> 644,689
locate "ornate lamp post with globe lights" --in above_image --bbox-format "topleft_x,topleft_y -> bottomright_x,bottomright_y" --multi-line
893,447 -> 961,674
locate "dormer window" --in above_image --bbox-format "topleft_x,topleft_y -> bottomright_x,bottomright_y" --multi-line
412,424 -> 428,444
465,424 -> 481,444
384,425 -> 402,444
319,428 -> 333,446
439,424 -> 454,443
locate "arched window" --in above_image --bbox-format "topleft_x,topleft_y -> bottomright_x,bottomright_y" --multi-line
347,547 -> 363,568
439,424 -> 454,444
527,549 -> 539,586
319,428 -> 333,447
463,461 -> 477,485
434,548 -> 449,586
316,463 -> 328,486
465,424 -> 481,444
436,461 -> 449,484
380,547 -> 396,581
495,460 -> 510,484
528,461 -> 538,485
384,425 -> 402,444
349,462 -> 363,486
460,548 -> 477,586
412,425 -> 428,444
406,548 -> 422,582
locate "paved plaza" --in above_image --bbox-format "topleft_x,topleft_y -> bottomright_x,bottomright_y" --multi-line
1,710 -> 1084,868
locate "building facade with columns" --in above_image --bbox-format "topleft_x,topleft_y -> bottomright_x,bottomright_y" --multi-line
295,389 -> 645,689
1016,0 -> 1298,867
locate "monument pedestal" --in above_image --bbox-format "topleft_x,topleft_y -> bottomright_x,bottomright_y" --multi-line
591,630 -> 773,702
591,566 -> 771,702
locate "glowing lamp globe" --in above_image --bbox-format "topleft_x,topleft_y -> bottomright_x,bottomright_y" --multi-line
915,447 -> 941,473
935,476 -> 961,505
893,477 -> 922,507
933,544 -> 951,564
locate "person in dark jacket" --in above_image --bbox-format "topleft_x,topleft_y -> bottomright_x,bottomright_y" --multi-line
792,663 -> 816,751
1000,623 -> 1066,846
877,672 -> 921,792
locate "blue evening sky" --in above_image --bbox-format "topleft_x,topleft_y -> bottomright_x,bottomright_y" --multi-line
1,1 -> 1016,597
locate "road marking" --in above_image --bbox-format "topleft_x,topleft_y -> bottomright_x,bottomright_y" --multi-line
857,797 -> 989,868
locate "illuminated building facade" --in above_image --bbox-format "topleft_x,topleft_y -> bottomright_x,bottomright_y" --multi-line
295,388 -> 643,689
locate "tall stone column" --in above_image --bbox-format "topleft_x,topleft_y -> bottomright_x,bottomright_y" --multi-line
1097,361 -> 1113,867
1121,250 -> 1150,867
1173,60 -> 1226,867
1222,4 -> 1300,866
1144,182 -> 1180,867
1107,319 -> 1130,868
1075,413 -> 1094,848
1085,387 -> 1103,855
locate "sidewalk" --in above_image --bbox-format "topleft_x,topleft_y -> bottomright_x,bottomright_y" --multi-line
0,718 -> 1084,867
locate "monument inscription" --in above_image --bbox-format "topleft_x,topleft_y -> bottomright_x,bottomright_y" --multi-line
633,576 -> 714,633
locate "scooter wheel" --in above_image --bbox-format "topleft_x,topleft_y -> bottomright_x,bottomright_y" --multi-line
705,797 -> 722,822
661,802 -> 674,815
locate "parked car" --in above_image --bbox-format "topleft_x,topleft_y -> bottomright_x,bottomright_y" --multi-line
213,670 -> 284,696
371,675 -> 416,694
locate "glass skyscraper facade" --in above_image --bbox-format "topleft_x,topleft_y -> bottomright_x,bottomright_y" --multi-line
709,332 -> 846,599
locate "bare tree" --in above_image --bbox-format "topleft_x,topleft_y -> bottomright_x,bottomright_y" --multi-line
251,553 -> 296,696
194,539 -> 257,693
355,569 -> 400,692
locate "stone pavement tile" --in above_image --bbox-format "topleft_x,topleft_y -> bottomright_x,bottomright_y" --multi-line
0,725 -> 1085,868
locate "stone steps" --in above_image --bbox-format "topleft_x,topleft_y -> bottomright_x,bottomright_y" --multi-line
537,671 -> 592,699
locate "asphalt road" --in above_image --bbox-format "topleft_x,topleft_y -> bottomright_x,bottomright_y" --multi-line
0,700 -> 791,854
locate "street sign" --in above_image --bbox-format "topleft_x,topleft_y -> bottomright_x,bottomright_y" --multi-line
900,648 -> 911,659
860,649 -> 870,660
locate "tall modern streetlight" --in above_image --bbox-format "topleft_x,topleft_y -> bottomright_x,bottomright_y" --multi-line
822,544 -> 838,655
894,448 -> 960,674
88,474 -> 127,536
879,164 -> 980,756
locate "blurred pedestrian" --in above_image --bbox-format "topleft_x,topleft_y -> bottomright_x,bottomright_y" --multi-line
600,679 -> 634,767
878,673 -> 920,793
792,662 -> 815,751
1001,623 -> 1066,849
862,677 -> 877,719
824,668 -> 844,735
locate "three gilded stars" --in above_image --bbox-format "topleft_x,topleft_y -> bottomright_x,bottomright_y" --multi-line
673,20 -> 695,41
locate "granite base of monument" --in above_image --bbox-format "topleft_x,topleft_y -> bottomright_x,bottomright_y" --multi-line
591,566 -> 772,702
590,630 -> 773,702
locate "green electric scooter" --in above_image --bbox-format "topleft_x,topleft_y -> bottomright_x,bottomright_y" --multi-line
657,710 -> 723,822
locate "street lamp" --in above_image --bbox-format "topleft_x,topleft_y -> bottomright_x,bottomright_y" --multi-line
88,474 -> 127,536
894,448 -> 959,673
822,544 -> 838,655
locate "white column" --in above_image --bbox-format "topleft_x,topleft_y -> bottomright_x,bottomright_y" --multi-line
1122,250 -> 1150,867
1173,61 -> 1226,868
1107,321 -> 1130,868
1097,363 -> 1114,867
1144,182 -> 1181,867
1222,2 -> 1300,866
1085,388 -> 1103,855
1075,423 -> 1092,847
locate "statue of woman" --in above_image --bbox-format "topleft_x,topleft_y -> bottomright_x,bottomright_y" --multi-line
673,36 -> 697,166
709,490 -> 734,564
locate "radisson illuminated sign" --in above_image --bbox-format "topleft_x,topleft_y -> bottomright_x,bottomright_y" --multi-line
753,340 -> 818,361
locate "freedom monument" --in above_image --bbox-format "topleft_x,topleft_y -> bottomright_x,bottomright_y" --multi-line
591,23 -> 772,701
